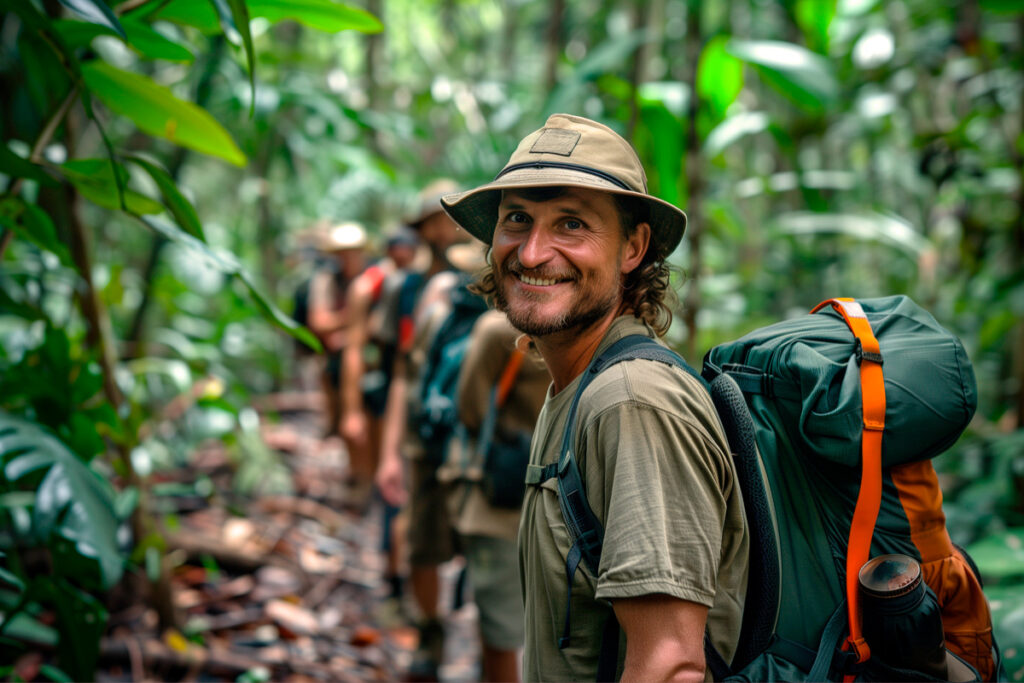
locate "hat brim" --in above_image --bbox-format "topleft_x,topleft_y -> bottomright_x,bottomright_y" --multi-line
440,167 -> 687,257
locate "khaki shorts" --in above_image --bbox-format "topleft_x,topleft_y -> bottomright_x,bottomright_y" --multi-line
407,457 -> 458,566
463,534 -> 524,651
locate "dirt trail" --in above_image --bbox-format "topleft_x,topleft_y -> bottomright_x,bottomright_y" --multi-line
95,392 -> 481,683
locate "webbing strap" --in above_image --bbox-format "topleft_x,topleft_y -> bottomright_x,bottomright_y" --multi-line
806,600 -> 856,682
496,349 -> 525,408
561,541 -> 584,649
810,298 -> 886,673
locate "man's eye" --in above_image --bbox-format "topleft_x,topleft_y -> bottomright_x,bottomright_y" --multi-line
504,211 -> 529,224
564,219 -> 583,230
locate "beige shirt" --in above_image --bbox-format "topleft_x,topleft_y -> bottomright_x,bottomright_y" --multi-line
446,311 -> 550,539
518,316 -> 749,681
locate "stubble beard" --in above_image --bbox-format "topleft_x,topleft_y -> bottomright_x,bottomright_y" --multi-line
493,261 -> 621,338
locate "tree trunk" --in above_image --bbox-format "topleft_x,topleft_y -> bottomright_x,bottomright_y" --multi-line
544,0 -> 566,93
681,0 -> 704,360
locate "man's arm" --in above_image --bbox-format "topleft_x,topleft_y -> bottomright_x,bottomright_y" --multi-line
375,353 -> 408,506
307,271 -> 349,350
340,275 -> 373,445
613,594 -> 708,683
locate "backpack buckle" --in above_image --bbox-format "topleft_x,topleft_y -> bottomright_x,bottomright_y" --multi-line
854,339 -> 884,366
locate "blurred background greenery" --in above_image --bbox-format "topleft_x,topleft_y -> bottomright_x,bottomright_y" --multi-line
1,0 -> 1022,680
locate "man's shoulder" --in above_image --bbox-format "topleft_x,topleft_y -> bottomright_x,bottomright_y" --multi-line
583,351 -> 709,414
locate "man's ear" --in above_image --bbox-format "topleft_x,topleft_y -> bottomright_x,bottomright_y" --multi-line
621,222 -> 651,274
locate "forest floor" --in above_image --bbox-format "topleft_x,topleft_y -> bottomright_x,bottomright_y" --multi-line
88,388 -> 482,683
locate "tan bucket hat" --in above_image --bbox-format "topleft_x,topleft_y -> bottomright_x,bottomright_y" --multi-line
441,113 -> 686,257
408,178 -> 461,229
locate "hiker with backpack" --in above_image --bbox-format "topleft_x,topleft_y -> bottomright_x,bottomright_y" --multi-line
437,241 -> 550,682
374,180 -> 475,681
441,114 -> 750,682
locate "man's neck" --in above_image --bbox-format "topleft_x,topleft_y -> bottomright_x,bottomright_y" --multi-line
533,307 -> 630,394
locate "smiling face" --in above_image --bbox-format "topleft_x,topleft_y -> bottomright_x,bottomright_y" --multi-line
491,186 -> 649,339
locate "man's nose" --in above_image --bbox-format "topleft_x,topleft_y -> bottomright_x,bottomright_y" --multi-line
518,224 -> 554,268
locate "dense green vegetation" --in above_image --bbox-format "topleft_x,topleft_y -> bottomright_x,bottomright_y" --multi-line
1,0 -> 1022,679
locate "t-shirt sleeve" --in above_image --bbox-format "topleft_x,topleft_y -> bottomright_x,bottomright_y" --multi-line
587,397 -> 731,607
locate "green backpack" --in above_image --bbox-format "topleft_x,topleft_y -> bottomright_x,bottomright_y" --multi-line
546,295 -> 1002,682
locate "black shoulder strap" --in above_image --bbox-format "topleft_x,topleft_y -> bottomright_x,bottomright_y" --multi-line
549,334 -> 703,655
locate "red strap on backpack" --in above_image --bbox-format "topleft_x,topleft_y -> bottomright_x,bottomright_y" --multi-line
810,298 -> 886,679
495,349 -> 525,408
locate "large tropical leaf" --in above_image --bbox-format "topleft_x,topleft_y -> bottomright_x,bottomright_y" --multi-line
56,0 -> 125,39
52,19 -> 195,63
772,211 -> 930,257
726,39 -> 839,113
81,61 -> 246,166
151,0 -> 382,33
697,36 -> 744,122
0,413 -> 124,589
704,111 -> 772,157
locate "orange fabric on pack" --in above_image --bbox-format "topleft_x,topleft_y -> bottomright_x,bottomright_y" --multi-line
810,298 -> 886,672
495,349 -> 525,408
891,461 -> 996,680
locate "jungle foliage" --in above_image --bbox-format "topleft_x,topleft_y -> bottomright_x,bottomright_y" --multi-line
1,0 -> 1023,679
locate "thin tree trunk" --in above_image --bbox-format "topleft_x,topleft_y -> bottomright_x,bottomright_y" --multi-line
544,0 -> 566,94
681,1 -> 704,361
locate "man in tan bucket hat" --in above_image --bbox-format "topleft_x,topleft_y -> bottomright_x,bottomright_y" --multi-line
441,114 -> 749,681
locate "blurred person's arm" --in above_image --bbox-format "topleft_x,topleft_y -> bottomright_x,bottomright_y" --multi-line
341,274 -> 373,446
375,352 -> 408,506
307,271 -> 348,351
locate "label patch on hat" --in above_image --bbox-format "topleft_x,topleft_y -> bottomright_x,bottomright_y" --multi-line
530,128 -> 581,157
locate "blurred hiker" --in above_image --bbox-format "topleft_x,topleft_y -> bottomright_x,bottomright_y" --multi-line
441,114 -> 749,681
438,243 -> 549,682
307,221 -> 368,439
340,226 -> 422,509
373,180 -> 472,681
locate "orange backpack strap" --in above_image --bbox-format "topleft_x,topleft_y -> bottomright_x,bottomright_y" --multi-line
810,297 -> 886,673
495,348 -> 525,408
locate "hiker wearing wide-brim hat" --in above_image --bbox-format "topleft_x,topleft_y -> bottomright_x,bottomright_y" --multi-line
442,114 -> 749,683
441,113 -> 686,259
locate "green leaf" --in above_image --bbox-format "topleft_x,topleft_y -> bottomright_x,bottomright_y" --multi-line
47,578 -> 107,680
979,0 -> 1024,14
0,144 -> 56,186
967,529 -> 1024,583
237,271 -> 322,351
772,211 -> 929,257
0,611 -> 58,646
138,215 -> 241,273
59,158 -> 164,215
121,18 -> 196,62
81,60 -> 246,166
127,155 -> 205,240
210,0 -> 256,114
0,566 -> 25,592
57,0 -> 126,40
704,111 -> 772,157
154,0 -> 382,33
247,0 -> 382,33
0,199 -> 73,266
794,0 -> 836,54
0,412 -> 124,589
726,39 -> 839,113
637,98 -> 683,207
39,664 -> 74,683
697,36 -> 744,122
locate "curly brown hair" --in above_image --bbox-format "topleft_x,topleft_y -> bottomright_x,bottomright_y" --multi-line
470,187 -> 676,337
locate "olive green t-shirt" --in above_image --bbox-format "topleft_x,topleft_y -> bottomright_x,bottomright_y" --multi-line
518,316 -> 749,681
